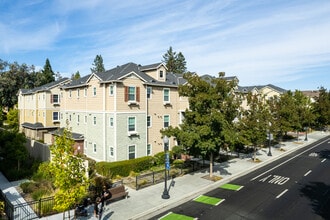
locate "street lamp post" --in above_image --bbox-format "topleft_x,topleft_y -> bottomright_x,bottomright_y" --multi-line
267,122 -> 272,156
304,127 -> 308,141
162,135 -> 170,199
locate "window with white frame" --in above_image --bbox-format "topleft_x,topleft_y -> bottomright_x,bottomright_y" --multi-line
84,88 -> 87,97
128,86 -> 136,101
77,115 -> 80,123
69,90 -> 72,98
164,115 -> 170,128
109,117 -> 114,127
109,85 -> 114,96
159,70 -> 164,78
147,144 -> 151,156
109,146 -> 114,157
93,87 -> 96,96
179,111 -> 186,124
69,114 -> 72,121
84,115 -> 87,124
53,112 -> 59,121
163,88 -> 170,102
147,87 -> 152,99
128,145 -> 135,159
128,117 -> 136,132
77,89 -> 80,98
93,116 -> 96,125
147,115 -> 151,128
93,143 -> 97,153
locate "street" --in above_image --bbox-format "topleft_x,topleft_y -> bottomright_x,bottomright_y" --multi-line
151,137 -> 330,220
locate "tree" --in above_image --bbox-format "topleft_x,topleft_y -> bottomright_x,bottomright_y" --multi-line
162,47 -> 187,74
313,87 -> 330,128
6,108 -> 19,132
36,58 -> 55,86
238,93 -> 271,161
71,71 -> 81,80
49,126 -> 88,219
162,72 -> 240,177
0,130 -> 28,174
91,55 -> 105,74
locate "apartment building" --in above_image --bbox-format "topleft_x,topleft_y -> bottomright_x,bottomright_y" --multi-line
60,62 -> 189,162
17,78 -> 71,141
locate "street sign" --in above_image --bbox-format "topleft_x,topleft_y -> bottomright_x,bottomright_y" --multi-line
165,161 -> 170,170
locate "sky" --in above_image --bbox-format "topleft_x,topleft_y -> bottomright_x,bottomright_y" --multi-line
1,0 -> 329,91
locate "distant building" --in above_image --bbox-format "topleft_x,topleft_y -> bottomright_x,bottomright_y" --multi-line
17,78 -> 71,142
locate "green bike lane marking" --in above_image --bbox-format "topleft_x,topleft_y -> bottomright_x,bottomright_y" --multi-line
193,195 -> 225,206
159,212 -> 197,220
220,183 -> 244,191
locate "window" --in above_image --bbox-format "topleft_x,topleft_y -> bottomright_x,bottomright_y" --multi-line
147,87 -> 152,99
160,70 -> 164,78
77,115 -> 80,123
164,115 -> 170,128
179,111 -> 185,124
147,116 -> 151,128
69,114 -> 72,121
69,90 -> 72,98
147,144 -> 151,156
84,88 -> 87,97
128,87 -> 135,101
77,89 -> 80,98
53,112 -> 59,121
128,145 -> 135,159
93,143 -> 97,153
128,117 -> 136,132
109,146 -> 114,157
93,87 -> 96,96
93,116 -> 96,125
84,115 -> 87,124
109,117 -> 114,127
109,85 -> 114,96
163,89 -> 170,102
51,94 -> 59,104
125,86 -> 140,103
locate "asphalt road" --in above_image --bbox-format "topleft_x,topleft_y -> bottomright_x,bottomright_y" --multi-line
151,137 -> 330,220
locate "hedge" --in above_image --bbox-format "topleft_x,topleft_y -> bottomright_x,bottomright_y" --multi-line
96,156 -> 154,178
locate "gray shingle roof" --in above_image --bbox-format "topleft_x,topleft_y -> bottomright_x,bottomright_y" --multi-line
20,78 -> 70,95
63,62 -> 187,89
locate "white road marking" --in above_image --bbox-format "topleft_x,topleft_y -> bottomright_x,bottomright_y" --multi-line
304,170 -> 312,176
276,189 -> 288,199
321,159 -> 326,163
251,138 -> 330,181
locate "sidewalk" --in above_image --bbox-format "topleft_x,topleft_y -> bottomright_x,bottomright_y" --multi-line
1,131 -> 329,220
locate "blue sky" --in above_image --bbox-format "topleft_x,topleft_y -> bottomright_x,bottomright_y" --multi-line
1,0 -> 329,91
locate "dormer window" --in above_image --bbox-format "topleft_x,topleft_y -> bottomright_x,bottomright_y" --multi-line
160,70 -> 164,78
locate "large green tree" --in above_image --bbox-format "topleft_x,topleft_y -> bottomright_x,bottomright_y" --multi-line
313,87 -> 330,128
49,126 -> 88,219
90,55 -> 105,74
36,58 -> 55,86
238,93 -> 271,161
162,46 -> 187,74
163,72 -> 240,177
6,108 -> 19,132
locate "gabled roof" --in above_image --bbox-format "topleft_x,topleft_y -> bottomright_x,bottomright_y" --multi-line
237,86 -> 259,93
256,84 -> 287,93
20,78 -> 70,95
139,62 -> 166,71
21,122 -> 58,130
63,62 -> 187,89
61,74 -> 91,89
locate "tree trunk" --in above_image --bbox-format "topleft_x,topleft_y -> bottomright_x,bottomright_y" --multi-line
253,146 -> 256,162
209,152 -> 213,178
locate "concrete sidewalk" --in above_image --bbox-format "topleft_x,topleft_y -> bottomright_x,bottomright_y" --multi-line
1,131 -> 329,220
